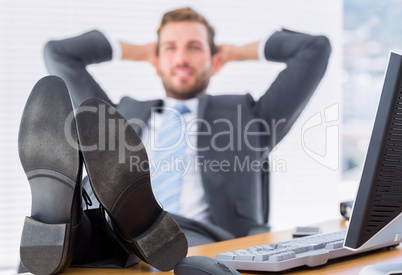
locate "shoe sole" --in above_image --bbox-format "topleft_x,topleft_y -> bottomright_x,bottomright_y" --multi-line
18,76 -> 82,274
76,98 -> 188,271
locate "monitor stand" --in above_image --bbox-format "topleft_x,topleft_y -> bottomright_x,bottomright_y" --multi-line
360,263 -> 402,275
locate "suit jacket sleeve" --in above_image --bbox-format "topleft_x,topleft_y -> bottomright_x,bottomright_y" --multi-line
256,29 -> 332,150
43,30 -> 114,108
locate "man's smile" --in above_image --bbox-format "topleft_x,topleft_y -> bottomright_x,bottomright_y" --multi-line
172,67 -> 194,79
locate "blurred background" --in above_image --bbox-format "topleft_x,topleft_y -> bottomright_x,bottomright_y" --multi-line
0,0 -> 398,273
342,0 -> 402,178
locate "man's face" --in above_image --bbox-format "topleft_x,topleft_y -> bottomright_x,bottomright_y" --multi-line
156,21 -> 216,100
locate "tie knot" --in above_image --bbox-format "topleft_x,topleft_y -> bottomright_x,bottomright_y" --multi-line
174,104 -> 190,115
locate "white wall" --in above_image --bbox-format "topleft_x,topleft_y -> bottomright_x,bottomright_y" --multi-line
0,0 -> 342,273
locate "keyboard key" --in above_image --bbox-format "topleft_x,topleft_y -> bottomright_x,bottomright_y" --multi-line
269,254 -> 283,262
216,252 -> 236,261
288,251 -> 296,259
308,243 -> 326,250
282,253 -> 291,260
292,245 -> 309,254
252,252 -> 270,261
268,243 -> 279,249
325,241 -> 343,249
234,254 -> 254,261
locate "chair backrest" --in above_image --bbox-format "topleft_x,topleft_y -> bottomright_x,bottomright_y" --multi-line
261,158 -> 270,224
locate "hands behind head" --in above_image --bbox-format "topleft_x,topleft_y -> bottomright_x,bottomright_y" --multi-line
144,42 -> 158,65
214,43 -> 259,74
120,41 -> 157,64
215,44 -> 238,68
120,39 -> 256,76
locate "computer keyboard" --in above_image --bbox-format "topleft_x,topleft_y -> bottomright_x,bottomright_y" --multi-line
215,230 -> 400,272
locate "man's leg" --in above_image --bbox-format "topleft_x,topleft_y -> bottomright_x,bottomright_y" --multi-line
17,76 -> 139,273
172,215 -> 235,247
71,206 -> 140,268
71,176 -> 140,268
75,98 -> 188,271
18,76 -> 188,272
18,76 -> 82,274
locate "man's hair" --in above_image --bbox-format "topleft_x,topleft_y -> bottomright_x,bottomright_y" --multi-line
157,7 -> 217,55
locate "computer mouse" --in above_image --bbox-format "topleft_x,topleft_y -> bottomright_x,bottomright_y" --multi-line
174,256 -> 240,275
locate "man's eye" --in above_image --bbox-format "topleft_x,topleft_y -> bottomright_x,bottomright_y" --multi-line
165,46 -> 175,51
190,46 -> 200,50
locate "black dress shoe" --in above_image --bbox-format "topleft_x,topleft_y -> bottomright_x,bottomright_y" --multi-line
75,98 -> 188,271
18,76 -> 82,274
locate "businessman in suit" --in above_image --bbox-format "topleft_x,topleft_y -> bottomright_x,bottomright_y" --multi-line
21,6 -> 331,271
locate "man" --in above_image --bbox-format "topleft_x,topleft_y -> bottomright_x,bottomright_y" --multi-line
19,7 -> 331,273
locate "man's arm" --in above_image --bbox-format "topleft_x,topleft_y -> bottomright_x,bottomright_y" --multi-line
44,30 -> 114,108
214,31 -> 331,152
216,42 -> 259,66
120,41 -> 157,64
255,29 -> 332,150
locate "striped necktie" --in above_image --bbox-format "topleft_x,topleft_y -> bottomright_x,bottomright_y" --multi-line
151,104 -> 190,213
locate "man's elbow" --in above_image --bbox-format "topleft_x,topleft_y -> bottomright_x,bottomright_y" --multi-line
43,40 -> 64,74
313,35 -> 332,62
43,40 -> 58,60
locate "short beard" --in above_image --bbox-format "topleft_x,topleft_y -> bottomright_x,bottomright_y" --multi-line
161,69 -> 211,100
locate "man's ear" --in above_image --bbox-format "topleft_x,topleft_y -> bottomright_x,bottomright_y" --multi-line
211,53 -> 223,76
153,57 -> 160,77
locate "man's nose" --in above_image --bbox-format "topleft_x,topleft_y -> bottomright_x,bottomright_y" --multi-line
174,48 -> 190,65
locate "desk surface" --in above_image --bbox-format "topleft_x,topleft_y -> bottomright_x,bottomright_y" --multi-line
60,219 -> 402,275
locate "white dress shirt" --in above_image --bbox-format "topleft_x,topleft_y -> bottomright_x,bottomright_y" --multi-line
141,97 -> 211,222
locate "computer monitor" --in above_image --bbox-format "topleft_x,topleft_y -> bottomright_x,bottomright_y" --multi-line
344,51 -> 402,274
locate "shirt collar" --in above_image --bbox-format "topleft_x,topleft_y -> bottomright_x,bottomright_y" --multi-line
163,97 -> 198,114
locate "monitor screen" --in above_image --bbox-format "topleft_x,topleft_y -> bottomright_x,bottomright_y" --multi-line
344,51 -> 402,251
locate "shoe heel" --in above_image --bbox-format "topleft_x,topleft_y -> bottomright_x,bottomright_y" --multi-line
133,211 -> 188,271
20,216 -> 71,275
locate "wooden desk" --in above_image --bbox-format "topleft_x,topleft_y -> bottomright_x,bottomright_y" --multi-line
60,220 -> 402,274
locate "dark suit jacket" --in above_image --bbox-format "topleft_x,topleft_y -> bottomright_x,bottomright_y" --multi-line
43,29 -> 331,237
